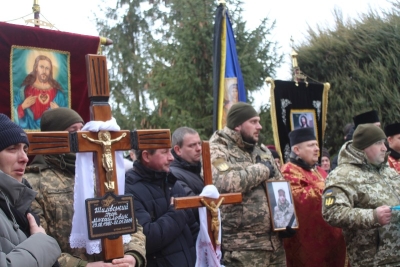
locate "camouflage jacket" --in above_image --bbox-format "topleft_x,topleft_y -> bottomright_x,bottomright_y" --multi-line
273,202 -> 294,229
209,127 -> 284,251
25,155 -> 146,267
323,141 -> 400,267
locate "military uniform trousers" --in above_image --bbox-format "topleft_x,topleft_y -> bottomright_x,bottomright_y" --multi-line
223,246 -> 286,267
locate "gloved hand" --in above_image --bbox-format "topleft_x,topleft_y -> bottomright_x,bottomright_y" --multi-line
256,155 -> 275,178
278,226 -> 296,239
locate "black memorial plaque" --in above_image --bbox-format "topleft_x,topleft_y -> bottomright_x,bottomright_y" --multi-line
85,193 -> 136,240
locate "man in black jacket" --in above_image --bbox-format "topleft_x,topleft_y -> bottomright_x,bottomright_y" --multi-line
170,127 -> 204,222
125,147 -> 199,267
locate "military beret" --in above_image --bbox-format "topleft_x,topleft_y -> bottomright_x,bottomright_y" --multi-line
352,123 -> 386,150
226,102 -> 258,129
41,108 -> 84,131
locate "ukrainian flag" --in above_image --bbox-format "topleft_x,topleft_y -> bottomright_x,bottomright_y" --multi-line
212,2 -> 246,131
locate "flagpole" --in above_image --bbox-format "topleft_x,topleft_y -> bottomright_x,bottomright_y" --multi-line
33,0 -> 40,28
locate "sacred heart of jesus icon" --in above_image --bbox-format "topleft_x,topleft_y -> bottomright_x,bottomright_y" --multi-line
38,92 -> 50,104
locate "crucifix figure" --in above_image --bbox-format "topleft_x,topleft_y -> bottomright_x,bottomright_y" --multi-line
200,197 -> 224,245
174,141 -> 242,251
26,54 -> 171,261
82,131 -> 127,191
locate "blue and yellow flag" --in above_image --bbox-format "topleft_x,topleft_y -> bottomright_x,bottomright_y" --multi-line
212,4 -> 246,131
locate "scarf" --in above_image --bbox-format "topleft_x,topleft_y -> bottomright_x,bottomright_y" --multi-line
289,152 -> 316,170
388,147 -> 400,160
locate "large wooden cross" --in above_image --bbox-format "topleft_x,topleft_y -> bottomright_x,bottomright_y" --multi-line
26,54 -> 171,261
174,141 -> 242,251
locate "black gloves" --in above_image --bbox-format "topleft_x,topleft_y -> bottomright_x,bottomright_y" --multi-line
278,226 -> 296,239
256,155 -> 275,178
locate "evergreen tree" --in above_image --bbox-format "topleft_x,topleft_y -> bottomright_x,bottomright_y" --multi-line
95,0 -> 155,131
96,0 -> 282,139
259,102 -> 274,145
296,4 -> 400,155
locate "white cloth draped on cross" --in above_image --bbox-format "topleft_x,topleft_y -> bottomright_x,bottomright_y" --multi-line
195,185 -> 223,267
69,118 -> 131,254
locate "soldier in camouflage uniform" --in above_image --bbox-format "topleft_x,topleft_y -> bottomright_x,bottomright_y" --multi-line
25,108 -> 146,267
210,102 -> 290,267
273,189 -> 295,229
323,123 -> 400,267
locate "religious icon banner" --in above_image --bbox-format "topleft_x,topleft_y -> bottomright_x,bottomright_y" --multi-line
269,79 -> 329,163
0,22 -> 100,131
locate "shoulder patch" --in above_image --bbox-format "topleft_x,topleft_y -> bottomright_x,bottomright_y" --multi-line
323,195 -> 336,208
323,188 -> 341,208
212,158 -> 230,172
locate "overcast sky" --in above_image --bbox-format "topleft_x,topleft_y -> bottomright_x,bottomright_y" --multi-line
1,0 -> 393,108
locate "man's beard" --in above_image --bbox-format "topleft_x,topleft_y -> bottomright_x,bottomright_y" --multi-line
38,74 -> 49,83
241,129 -> 257,144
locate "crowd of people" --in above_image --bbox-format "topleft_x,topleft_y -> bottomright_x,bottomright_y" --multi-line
1,103 -> 400,267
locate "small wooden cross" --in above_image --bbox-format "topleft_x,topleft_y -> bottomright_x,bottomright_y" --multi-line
174,141 -> 242,251
26,54 -> 171,261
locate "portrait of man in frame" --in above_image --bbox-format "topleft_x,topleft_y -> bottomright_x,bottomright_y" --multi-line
266,180 -> 298,231
10,46 -> 70,131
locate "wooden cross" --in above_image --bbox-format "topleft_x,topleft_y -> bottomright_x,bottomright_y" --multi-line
174,141 -> 242,251
26,54 -> 171,261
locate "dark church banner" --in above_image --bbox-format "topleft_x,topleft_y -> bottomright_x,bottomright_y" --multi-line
0,22 -> 100,131
268,79 -> 330,163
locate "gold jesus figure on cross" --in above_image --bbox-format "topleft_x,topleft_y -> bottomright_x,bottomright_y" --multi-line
200,197 -> 225,245
26,54 -> 172,261
82,131 -> 127,191
174,141 -> 242,252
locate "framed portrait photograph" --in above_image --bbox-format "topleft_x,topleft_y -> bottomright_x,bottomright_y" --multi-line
290,109 -> 318,142
266,180 -> 299,231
